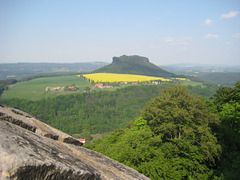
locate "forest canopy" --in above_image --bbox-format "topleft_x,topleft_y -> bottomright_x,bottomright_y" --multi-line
88,83 -> 240,179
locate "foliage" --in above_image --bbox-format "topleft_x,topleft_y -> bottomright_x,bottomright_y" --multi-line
212,81 -> 240,111
211,81 -> 240,179
0,79 -> 18,86
89,86 -> 221,179
142,86 -> 219,137
0,79 -> 17,96
186,75 -> 205,82
220,102 -> 240,134
200,72 -> 240,86
186,82 -> 219,99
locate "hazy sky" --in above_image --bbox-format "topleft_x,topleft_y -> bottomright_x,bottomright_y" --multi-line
0,0 -> 240,65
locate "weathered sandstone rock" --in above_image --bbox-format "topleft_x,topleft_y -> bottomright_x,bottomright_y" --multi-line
112,55 -> 149,64
0,105 -> 150,180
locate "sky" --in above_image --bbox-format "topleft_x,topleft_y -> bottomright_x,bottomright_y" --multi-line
0,0 -> 240,65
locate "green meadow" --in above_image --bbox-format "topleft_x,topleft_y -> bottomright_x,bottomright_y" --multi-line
1,76 -> 91,101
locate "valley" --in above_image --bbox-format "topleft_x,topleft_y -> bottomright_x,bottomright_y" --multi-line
0,55 -> 239,179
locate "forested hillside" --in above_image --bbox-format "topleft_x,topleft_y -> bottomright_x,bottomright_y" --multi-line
87,83 -> 240,179
0,85 -> 168,139
0,83 -> 217,140
200,72 -> 240,86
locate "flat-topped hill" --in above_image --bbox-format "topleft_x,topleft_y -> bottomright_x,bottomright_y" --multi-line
93,55 -> 175,77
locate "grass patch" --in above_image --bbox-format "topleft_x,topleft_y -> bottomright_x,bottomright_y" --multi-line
1,76 -> 91,101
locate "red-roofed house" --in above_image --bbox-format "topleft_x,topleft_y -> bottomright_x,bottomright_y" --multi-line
78,138 -> 86,144
95,83 -> 103,87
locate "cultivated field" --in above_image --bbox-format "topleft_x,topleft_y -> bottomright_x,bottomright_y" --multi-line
0,76 -> 91,101
79,73 -> 172,82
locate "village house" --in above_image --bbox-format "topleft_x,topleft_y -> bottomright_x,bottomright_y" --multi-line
95,83 -> 103,87
120,81 -> 128,84
78,138 -> 86,144
94,83 -> 113,89
67,86 -> 75,89
64,85 -> 79,91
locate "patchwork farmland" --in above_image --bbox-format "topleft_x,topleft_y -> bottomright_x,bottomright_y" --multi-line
0,74 -> 191,101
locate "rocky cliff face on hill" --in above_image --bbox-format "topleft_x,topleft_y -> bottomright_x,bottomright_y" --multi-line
112,55 -> 149,64
0,104 -> 150,180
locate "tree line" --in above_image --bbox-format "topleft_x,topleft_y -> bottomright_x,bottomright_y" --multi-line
0,79 -> 17,96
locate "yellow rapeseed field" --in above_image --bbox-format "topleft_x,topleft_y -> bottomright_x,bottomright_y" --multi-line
77,73 -> 171,83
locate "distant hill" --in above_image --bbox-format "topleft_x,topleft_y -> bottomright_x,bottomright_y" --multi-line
161,63 -> 240,86
0,62 -> 108,80
93,55 -> 174,77
199,72 -> 240,86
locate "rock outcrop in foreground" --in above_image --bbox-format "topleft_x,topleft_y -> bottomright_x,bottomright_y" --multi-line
0,105 -> 150,180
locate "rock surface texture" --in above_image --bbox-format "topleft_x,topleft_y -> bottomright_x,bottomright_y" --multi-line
112,55 -> 149,64
0,105 -> 150,180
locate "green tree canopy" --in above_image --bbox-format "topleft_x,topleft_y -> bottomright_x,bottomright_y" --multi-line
211,81 -> 240,179
142,85 -> 219,142
90,86 -> 221,179
212,81 -> 240,111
